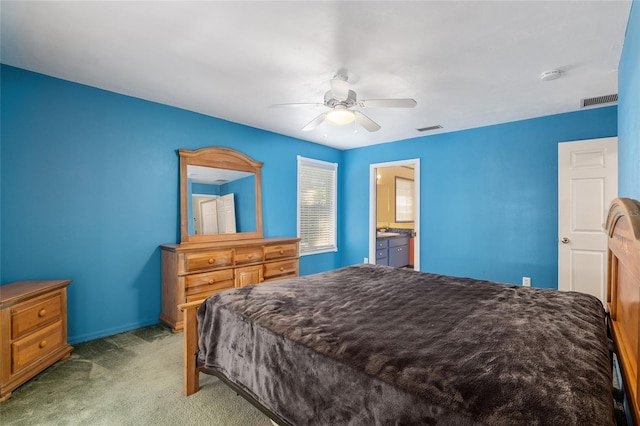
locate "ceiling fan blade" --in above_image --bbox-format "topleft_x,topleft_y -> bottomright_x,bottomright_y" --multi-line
269,103 -> 326,108
330,78 -> 350,101
357,98 -> 417,108
302,112 -> 327,131
354,111 -> 381,132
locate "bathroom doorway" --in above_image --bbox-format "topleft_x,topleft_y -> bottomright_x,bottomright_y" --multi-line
369,159 -> 420,271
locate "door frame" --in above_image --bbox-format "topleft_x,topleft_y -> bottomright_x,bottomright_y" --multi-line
369,159 -> 420,271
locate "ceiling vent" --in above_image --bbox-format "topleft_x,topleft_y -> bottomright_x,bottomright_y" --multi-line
581,94 -> 618,108
417,125 -> 443,132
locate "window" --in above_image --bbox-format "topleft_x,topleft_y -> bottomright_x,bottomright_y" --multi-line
395,177 -> 414,222
297,156 -> 338,255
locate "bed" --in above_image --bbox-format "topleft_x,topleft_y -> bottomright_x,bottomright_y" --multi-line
180,197 -> 640,425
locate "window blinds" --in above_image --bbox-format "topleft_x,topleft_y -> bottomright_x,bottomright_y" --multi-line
297,156 -> 338,255
395,177 -> 414,222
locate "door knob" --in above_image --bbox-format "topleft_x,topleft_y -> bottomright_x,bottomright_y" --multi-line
560,237 -> 570,244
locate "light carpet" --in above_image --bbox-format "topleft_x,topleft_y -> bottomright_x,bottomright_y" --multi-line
0,324 -> 272,425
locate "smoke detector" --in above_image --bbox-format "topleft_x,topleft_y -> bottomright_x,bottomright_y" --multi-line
540,70 -> 562,81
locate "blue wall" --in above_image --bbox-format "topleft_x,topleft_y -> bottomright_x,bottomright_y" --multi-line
341,107 -> 618,288
191,182 -> 222,195
1,50 -> 629,343
618,0 -> 640,199
0,65 -> 341,343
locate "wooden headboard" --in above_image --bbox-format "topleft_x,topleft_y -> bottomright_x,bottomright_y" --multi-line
606,197 -> 640,424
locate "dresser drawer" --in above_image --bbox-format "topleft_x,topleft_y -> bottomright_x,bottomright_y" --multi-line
185,286 -> 231,303
264,243 -> 298,261
12,321 -> 64,373
235,247 -> 263,265
184,249 -> 234,273
11,293 -> 62,340
185,269 -> 234,296
264,259 -> 299,279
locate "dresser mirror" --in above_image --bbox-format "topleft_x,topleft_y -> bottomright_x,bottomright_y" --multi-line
179,147 -> 263,243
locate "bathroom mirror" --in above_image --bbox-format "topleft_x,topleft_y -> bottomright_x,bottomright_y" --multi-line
179,147 -> 263,243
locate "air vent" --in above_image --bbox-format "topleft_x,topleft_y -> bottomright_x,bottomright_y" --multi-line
581,94 -> 618,108
417,125 -> 443,132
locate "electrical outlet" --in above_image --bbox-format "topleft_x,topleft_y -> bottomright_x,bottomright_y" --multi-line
522,277 -> 531,287
364,257 -> 369,264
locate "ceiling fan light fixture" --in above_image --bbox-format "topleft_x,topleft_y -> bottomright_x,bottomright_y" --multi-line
326,106 -> 354,125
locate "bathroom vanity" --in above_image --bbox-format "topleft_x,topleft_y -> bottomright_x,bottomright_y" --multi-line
376,234 -> 410,268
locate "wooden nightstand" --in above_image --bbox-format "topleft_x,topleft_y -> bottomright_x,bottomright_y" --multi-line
0,280 -> 73,401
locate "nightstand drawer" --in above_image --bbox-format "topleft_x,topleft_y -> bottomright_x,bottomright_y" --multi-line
235,247 -> 263,265
12,321 -> 64,373
11,293 -> 62,340
185,270 -> 234,296
1,280 -> 72,401
184,249 -> 234,273
264,259 -> 299,279
264,243 -> 298,261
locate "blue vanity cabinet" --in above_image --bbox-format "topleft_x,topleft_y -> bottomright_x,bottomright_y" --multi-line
388,236 -> 409,268
376,239 -> 389,266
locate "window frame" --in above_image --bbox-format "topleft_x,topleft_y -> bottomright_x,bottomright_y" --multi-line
297,156 -> 338,256
395,176 -> 414,223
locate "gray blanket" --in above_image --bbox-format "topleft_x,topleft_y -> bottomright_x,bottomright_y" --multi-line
198,264 -> 613,425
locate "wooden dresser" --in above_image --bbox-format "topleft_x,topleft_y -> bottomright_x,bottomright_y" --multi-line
160,237 -> 300,331
0,280 -> 73,401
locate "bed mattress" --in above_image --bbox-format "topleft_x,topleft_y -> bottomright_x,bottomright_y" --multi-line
197,264 -> 613,425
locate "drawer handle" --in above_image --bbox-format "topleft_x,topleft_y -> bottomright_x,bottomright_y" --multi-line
38,308 -> 47,317
248,254 -> 253,259
39,340 -> 47,349
208,279 -> 215,284
279,266 -> 284,271
208,258 -> 215,264
279,250 -> 284,255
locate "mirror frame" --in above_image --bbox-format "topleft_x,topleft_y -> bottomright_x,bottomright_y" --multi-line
179,146 -> 264,243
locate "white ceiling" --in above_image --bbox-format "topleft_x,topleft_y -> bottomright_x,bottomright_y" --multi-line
0,1 -> 632,150
188,165 -> 252,185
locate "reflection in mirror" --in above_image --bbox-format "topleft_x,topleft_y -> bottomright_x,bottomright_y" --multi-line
187,165 -> 256,235
179,146 -> 263,243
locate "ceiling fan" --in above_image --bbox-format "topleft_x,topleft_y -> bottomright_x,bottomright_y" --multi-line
270,76 -> 417,132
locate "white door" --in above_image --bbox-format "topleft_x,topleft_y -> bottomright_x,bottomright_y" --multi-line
200,199 -> 219,234
558,137 -> 617,304
217,193 -> 237,234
